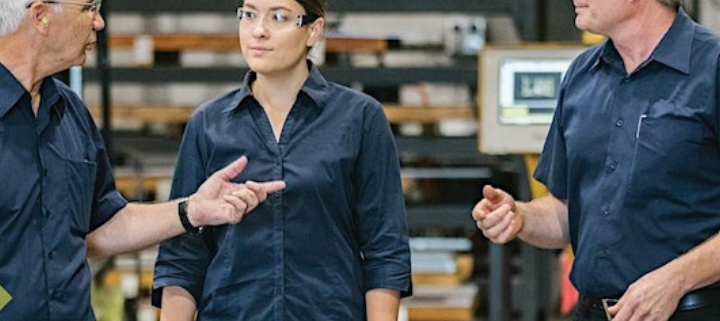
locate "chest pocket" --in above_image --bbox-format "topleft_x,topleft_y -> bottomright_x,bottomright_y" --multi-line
64,157 -> 97,234
628,100 -> 705,195
642,99 -> 702,142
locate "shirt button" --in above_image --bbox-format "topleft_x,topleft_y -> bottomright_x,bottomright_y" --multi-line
609,161 -> 618,170
615,119 -> 624,127
48,251 -> 54,259
603,207 -> 611,216
51,290 -> 61,300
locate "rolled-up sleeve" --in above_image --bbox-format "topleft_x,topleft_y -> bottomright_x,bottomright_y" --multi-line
152,112 -> 213,307
355,103 -> 412,297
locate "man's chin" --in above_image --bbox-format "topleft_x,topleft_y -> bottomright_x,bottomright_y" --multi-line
68,58 -> 87,69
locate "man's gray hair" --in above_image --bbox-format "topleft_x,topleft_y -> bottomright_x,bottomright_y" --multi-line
656,0 -> 681,8
0,0 -> 30,35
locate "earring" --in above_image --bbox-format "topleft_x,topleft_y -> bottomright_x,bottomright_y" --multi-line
310,30 -> 316,37
41,17 -> 49,26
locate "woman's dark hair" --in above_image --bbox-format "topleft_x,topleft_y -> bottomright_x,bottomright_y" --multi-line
295,0 -> 326,18
236,0 -> 326,17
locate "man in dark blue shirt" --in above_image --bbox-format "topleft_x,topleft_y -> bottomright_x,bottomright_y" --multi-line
0,1 -> 284,320
473,0 -> 720,320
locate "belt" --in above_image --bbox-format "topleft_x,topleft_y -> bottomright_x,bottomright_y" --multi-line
580,286 -> 720,313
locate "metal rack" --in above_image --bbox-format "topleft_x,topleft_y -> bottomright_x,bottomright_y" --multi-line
104,0 -> 559,42
84,66 -> 478,87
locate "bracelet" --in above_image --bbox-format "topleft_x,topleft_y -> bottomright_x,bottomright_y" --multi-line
178,197 -> 202,234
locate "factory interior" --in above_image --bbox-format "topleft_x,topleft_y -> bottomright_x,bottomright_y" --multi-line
12,0 -> 720,320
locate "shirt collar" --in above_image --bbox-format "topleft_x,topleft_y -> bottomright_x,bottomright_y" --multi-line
223,60 -> 331,113
0,62 -> 62,118
0,62 -> 27,118
591,8 -> 693,75
650,8 -> 693,74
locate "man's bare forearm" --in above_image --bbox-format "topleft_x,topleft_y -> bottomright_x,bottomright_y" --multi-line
517,194 -> 570,249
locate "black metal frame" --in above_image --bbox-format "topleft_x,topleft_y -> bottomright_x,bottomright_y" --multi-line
84,66 -> 478,87
105,0 -> 546,41
110,0 -> 513,14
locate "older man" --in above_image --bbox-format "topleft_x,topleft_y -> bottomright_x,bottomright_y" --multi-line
473,0 -> 720,320
0,0 -> 285,319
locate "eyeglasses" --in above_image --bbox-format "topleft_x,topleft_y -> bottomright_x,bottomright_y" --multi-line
237,8 -> 318,31
26,0 -> 102,15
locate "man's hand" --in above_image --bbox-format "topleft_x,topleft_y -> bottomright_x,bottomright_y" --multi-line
606,267 -> 684,321
187,156 -> 286,227
223,180 -> 286,215
472,185 -> 523,244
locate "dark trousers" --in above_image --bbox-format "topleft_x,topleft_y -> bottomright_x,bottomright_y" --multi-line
574,296 -> 720,321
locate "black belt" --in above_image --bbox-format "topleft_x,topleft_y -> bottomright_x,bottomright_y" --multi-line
580,286 -> 720,313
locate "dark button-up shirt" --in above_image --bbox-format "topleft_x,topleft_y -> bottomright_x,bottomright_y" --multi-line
0,63 -> 127,320
536,10 -> 720,297
153,62 -> 412,320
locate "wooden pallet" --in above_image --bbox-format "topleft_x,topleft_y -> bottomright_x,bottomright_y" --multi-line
109,33 -> 389,55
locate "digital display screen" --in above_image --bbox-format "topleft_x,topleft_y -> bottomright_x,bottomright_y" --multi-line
513,72 -> 561,101
498,59 -> 572,125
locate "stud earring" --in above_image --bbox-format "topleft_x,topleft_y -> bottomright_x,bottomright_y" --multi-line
41,17 -> 49,26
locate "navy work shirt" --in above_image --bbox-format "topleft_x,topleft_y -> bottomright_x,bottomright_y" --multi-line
152,62 -> 412,320
0,63 -> 127,320
536,10 -> 720,297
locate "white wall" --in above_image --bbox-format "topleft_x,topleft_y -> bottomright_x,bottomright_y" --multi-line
699,0 -> 720,33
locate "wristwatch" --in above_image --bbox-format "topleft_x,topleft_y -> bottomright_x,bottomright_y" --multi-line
178,197 -> 203,234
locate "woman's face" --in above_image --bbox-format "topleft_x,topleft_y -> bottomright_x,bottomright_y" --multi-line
238,0 -> 323,75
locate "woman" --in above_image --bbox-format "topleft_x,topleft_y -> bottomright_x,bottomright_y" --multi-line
151,0 -> 412,320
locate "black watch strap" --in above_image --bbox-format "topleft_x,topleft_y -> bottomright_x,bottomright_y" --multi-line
178,198 -> 202,234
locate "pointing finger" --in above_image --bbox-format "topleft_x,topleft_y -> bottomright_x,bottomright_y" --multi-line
260,180 -> 286,194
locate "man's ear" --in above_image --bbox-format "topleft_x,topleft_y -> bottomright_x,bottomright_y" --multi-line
28,2 -> 51,30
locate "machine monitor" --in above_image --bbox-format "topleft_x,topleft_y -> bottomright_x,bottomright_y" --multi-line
478,46 -> 585,154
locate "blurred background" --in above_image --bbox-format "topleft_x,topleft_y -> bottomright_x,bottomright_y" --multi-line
65,1 -> 719,320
